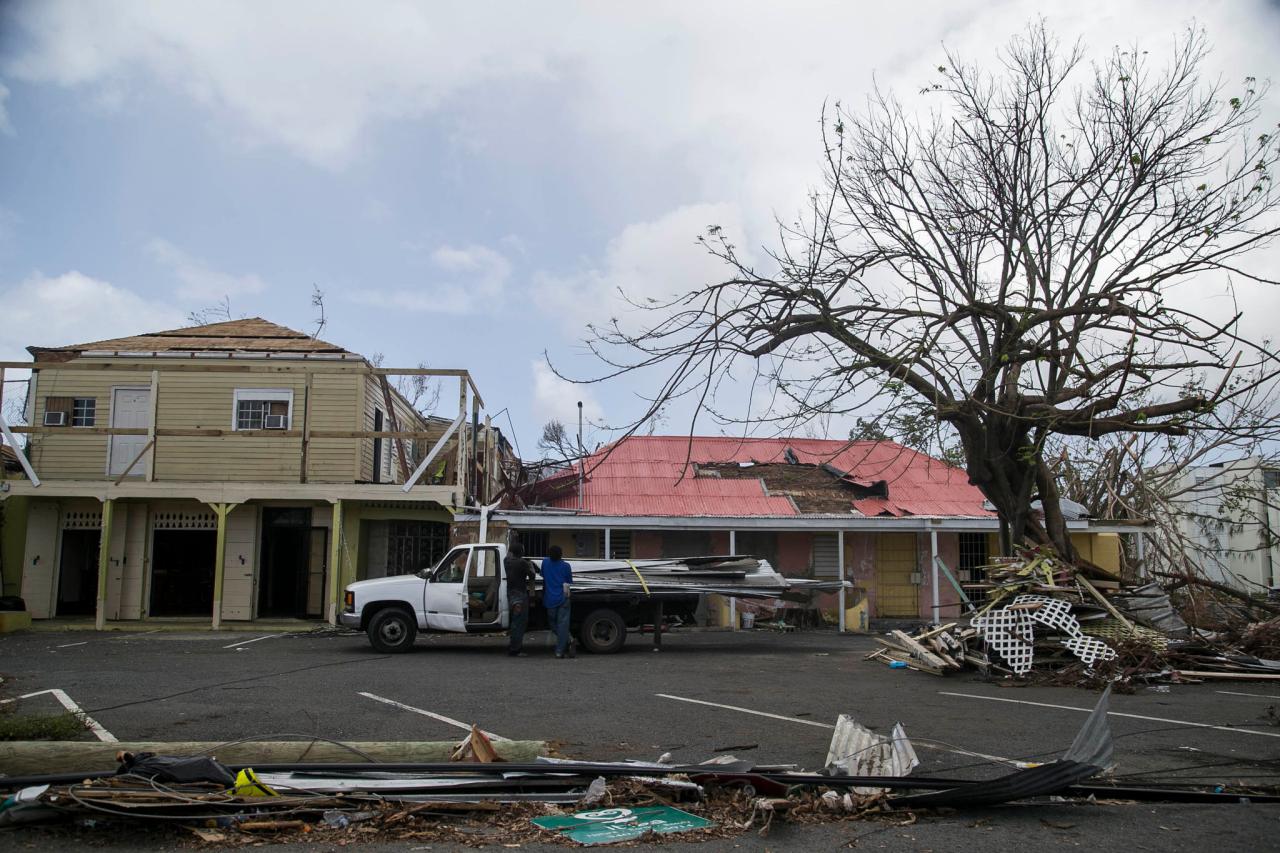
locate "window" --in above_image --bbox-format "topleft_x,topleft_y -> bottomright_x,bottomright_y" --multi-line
233,389 -> 292,430
573,530 -> 600,558
71,398 -> 96,427
1265,470 -> 1280,491
608,530 -> 632,559
388,520 -> 449,575
958,532 -> 990,604
517,529 -> 549,558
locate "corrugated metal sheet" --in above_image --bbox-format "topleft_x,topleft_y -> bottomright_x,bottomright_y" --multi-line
535,436 -> 994,519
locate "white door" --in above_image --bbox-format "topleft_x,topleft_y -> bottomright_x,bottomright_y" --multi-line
108,388 -> 151,477
424,547 -> 469,632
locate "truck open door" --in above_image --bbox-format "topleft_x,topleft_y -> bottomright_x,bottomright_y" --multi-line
465,546 -> 508,629
424,547 -> 469,632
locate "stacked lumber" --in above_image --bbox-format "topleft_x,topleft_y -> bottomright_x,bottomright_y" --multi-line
864,625 -> 975,675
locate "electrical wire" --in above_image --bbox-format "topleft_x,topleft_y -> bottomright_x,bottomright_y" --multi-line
85,655 -> 391,714
193,733 -> 381,763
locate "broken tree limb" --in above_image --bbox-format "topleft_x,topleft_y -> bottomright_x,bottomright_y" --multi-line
1153,571 -> 1280,616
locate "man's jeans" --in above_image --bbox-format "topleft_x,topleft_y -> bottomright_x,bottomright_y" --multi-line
547,603 -> 571,656
508,591 -> 529,653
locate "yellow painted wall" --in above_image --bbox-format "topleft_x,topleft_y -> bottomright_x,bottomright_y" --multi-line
27,359 -> 379,483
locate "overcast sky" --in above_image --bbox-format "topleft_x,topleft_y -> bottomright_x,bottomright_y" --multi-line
2,1 -> 1278,454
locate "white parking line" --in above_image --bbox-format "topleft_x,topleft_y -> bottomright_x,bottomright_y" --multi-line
358,692 -> 510,741
57,641 -> 88,648
656,693 -> 1029,767
1216,690 -> 1280,700
0,688 -> 117,743
223,634 -> 280,649
655,693 -> 835,729
939,691 -> 1280,740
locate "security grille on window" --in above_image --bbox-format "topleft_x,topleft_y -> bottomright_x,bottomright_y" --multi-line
958,532 -> 990,604
233,390 -> 292,430
517,530 -> 549,558
388,520 -> 449,575
70,398 -> 96,427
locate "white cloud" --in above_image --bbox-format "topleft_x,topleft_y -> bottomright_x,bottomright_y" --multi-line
145,238 -> 266,300
348,243 -> 510,314
530,361 -> 602,429
533,202 -> 747,334
0,81 -> 13,136
0,270 -> 185,360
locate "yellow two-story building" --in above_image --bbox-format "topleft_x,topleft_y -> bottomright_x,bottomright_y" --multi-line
0,318 -> 507,628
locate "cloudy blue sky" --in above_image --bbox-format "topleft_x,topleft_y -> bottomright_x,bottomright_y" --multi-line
2,1 -> 1278,453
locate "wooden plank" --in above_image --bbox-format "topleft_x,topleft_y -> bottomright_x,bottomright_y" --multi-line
890,630 -> 950,670
146,370 -> 159,481
1172,670 -> 1280,681
299,372 -> 312,483
1078,576 -> 1136,632
915,622 -> 957,641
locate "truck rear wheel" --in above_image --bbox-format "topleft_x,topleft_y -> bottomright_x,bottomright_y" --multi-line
578,608 -> 627,654
368,607 -> 417,653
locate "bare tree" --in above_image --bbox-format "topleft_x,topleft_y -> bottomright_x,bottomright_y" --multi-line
368,352 -> 442,417
187,295 -> 234,326
310,285 -> 327,339
537,420 -> 578,463
579,23 -> 1280,560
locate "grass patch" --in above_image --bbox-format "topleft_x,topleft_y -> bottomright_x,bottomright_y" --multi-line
0,708 -> 89,741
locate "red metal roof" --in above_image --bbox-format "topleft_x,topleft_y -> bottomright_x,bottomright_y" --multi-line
532,436 -> 993,518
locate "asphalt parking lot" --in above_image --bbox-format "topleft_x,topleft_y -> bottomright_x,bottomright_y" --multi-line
3,626 -> 1280,849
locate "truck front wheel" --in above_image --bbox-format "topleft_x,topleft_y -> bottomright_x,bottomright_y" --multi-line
578,608 -> 627,654
368,607 -> 417,653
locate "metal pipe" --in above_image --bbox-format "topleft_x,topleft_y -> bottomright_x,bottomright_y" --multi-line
577,401 -> 584,512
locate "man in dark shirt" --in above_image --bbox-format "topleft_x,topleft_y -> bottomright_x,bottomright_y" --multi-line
540,545 -> 574,658
503,542 -> 537,657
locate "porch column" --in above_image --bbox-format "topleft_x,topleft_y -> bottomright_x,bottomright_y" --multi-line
94,499 -> 115,630
603,528 -> 611,559
327,499 -> 344,625
837,530 -> 846,633
728,530 -> 737,631
208,503 -> 236,630
929,528 -> 940,624
1135,531 -> 1147,579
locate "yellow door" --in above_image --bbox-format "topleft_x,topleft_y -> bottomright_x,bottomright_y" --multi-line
875,533 -> 918,617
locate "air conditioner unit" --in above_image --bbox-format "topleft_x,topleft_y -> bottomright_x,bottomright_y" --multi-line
43,411 -> 67,426
263,414 -> 289,429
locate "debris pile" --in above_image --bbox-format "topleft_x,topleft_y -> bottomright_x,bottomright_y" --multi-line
867,548 -> 1280,686
3,689 -> 1274,845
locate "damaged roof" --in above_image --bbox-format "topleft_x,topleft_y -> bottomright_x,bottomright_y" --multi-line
28,317 -> 353,360
531,435 -> 995,519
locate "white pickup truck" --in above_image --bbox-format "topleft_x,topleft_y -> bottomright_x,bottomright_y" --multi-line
340,542 -> 702,655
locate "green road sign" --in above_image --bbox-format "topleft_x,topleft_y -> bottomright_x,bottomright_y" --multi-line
532,805 -> 713,845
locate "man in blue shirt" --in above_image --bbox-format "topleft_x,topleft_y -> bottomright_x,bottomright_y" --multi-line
540,545 -> 574,658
